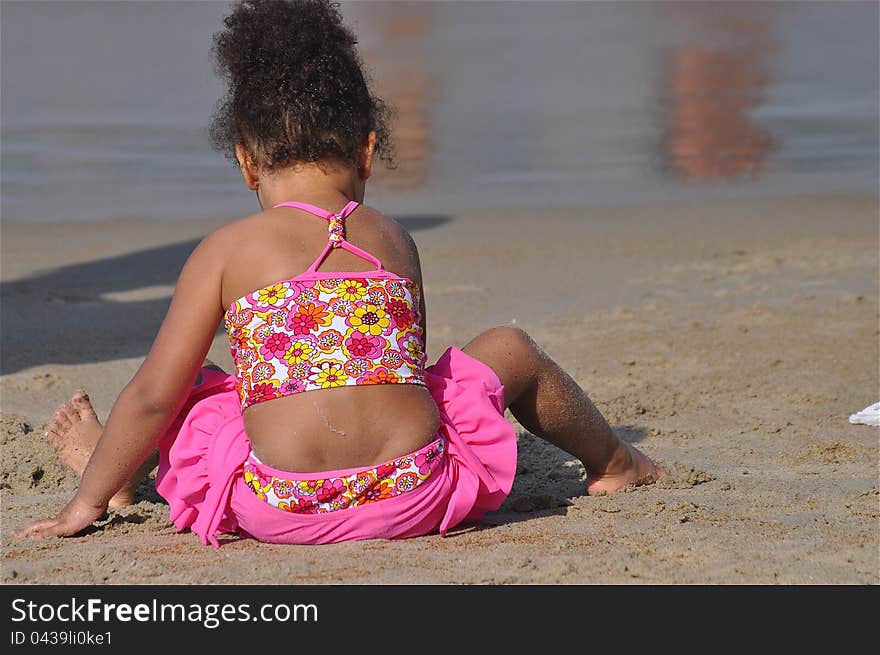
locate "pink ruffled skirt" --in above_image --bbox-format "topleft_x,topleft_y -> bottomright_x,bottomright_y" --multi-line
155,347 -> 517,547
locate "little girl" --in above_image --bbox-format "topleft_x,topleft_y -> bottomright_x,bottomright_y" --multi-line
15,0 -> 664,546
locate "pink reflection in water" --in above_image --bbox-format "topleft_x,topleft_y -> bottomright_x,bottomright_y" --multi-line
661,7 -> 776,181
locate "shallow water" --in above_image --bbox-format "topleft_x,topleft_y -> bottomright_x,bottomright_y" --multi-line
1,0 -> 877,223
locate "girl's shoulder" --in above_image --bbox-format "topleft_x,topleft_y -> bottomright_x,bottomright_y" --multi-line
204,208 -> 268,242
193,203 -> 420,270
193,208 -> 283,258
353,203 -> 415,243
199,212 -> 263,249
177,211 -> 270,283
353,204 -> 422,267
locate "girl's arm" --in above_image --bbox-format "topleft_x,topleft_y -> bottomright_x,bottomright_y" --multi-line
15,234 -> 227,539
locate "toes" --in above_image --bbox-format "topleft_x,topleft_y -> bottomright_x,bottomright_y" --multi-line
14,518 -> 58,540
61,400 -> 81,425
54,405 -> 74,432
45,425 -> 63,445
61,402 -> 76,421
71,390 -> 99,423
44,416 -> 62,442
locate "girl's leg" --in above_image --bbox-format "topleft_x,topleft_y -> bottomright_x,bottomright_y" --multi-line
46,392 -> 155,507
462,326 -> 666,494
46,359 -> 228,507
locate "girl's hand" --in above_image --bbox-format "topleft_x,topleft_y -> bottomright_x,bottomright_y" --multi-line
13,495 -> 107,541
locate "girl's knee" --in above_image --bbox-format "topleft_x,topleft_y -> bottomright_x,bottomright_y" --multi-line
462,325 -> 543,402
480,325 -> 539,359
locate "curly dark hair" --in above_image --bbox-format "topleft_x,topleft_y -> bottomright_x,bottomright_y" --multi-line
209,0 -> 395,171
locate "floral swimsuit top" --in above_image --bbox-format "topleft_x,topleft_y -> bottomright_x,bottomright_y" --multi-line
224,200 -> 427,411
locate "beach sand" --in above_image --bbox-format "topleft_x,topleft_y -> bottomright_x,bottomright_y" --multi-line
2,194 -> 877,584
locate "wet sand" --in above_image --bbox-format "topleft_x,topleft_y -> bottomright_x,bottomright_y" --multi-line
2,194 -> 878,584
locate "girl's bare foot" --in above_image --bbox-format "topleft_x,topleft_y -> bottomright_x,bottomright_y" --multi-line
45,391 -> 138,508
586,441 -> 667,495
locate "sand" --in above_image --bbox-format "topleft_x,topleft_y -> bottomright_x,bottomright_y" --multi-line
1,194 -> 878,584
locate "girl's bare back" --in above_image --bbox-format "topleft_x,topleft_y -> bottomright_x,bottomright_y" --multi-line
215,201 -> 439,472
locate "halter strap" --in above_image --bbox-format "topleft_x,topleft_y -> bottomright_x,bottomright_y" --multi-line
272,200 -> 383,272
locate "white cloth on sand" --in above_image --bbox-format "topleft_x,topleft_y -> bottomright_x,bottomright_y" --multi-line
848,402 -> 880,427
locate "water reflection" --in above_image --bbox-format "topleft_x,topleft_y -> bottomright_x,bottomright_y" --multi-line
356,2 -> 434,194
1,1 -> 873,222
660,4 -> 776,181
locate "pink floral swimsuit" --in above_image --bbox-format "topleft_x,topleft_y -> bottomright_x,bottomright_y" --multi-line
243,437 -> 445,514
225,200 -> 435,514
